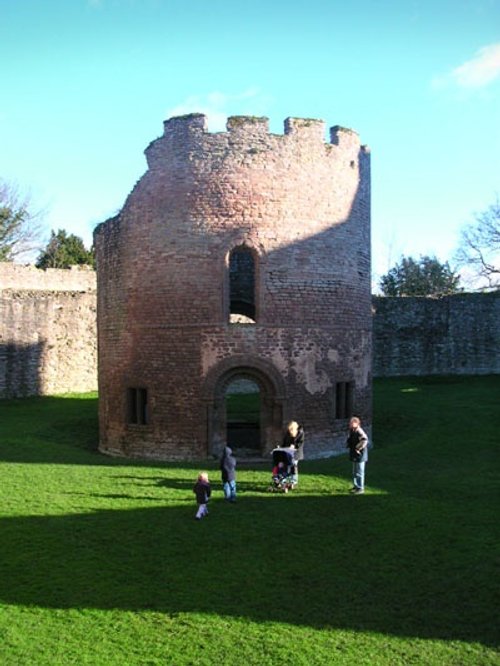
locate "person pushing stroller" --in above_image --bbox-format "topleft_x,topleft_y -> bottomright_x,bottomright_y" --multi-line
282,420 -> 305,485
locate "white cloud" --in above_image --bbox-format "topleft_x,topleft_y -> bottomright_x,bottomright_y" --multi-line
452,43 -> 500,88
165,88 -> 272,132
433,43 -> 500,90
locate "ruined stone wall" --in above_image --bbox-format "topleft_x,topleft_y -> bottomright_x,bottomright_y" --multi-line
373,293 -> 500,377
0,263 -> 97,398
94,114 -> 372,461
0,262 -> 96,291
2,262 -> 499,438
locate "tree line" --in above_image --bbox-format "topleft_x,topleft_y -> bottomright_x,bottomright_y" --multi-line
1,180 -> 94,269
380,197 -> 499,295
1,178 -> 499,292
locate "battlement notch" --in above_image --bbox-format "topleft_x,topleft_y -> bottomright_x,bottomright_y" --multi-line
284,117 -> 325,141
163,113 -> 208,137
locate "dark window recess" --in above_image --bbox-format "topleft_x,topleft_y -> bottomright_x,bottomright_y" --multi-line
335,381 -> 354,420
127,387 -> 148,425
229,247 -> 256,321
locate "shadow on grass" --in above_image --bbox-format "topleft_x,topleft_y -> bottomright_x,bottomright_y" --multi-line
0,395 -> 101,465
0,396 -> 272,475
155,477 -> 272,493
0,493 -> 498,649
1,380 -> 499,650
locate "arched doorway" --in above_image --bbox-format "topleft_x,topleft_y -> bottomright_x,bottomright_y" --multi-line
202,357 -> 286,458
225,377 -> 260,454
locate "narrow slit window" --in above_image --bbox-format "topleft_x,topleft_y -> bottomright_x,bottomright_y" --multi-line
127,387 -> 148,425
229,247 -> 256,323
335,381 -> 354,420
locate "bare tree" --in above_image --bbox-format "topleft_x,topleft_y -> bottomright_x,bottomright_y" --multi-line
455,198 -> 500,290
0,180 -> 46,261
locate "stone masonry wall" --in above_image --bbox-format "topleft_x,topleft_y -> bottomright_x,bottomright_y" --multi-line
94,114 -> 372,461
373,293 -> 500,376
1,265 -> 499,424
0,263 -> 97,398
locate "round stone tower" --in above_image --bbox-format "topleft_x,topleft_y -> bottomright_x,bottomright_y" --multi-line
94,114 -> 371,460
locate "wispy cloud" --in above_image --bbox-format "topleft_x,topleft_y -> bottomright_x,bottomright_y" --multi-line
433,43 -> 500,90
452,43 -> 500,87
165,89 -> 272,131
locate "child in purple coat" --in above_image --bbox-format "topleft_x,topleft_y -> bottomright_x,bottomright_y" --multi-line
193,472 -> 211,519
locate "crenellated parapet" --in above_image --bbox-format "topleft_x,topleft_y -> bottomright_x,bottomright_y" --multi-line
145,113 -> 369,171
158,112 -> 367,145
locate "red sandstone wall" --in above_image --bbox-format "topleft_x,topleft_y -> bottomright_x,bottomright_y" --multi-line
0,263 -> 97,398
94,114 -> 372,460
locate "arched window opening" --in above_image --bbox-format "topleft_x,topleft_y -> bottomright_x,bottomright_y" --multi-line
225,378 -> 261,453
229,247 -> 256,323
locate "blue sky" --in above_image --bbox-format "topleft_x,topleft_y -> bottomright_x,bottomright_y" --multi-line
1,0 -> 499,287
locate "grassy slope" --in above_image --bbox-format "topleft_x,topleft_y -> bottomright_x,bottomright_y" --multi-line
0,379 -> 499,665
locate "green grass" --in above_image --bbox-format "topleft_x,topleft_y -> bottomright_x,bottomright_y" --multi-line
0,378 -> 499,665
226,392 -> 260,423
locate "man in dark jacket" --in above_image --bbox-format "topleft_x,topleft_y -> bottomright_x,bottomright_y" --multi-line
346,416 -> 369,494
220,446 -> 237,502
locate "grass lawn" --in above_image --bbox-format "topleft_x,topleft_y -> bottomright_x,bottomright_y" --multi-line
0,377 -> 499,665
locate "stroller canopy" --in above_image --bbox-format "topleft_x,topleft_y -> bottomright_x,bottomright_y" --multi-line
272,447 -> 295,466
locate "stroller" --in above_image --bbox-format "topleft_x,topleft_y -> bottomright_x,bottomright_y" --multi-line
268,447 -> 297,493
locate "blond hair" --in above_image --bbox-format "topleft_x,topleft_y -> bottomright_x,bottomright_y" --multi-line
198,471 -> 209,482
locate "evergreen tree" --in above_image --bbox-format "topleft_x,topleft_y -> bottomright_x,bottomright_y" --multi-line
36,229 -> 95,269
379,255 -> 461,296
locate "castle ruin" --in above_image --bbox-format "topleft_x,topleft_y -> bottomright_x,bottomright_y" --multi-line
0,262 -> 97,398
94,114 -> 372,460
